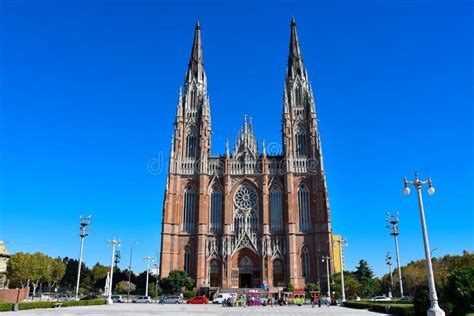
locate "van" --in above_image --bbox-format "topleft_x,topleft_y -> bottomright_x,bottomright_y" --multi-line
212,293 -> 237,304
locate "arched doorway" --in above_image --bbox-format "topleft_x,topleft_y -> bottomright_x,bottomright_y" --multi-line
209,260 -> 220,287
273,259 -> 284,287
239,256 -> 253,288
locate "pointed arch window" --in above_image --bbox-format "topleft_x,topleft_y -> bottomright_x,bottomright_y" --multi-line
186,131 -> 197,158
210,186 -> 222,234
302,248 -> 311,278
184,248 -> 191,275
182,186 -> 196,233
270,186 -> 283,233
298,184 -> 311,232
295,85 -> 304,108
295,127 -> 307,157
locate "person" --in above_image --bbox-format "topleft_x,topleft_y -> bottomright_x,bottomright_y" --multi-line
310,295 -> 315,308
317,296 -> 321,308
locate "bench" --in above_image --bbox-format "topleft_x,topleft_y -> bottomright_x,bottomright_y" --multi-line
53,303 -> 63,308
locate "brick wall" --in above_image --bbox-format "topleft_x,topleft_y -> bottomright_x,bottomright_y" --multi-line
0,288 -> 30,303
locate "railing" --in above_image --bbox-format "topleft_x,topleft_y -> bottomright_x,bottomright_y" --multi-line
230,160 -> 261,175
208,158 -> 224,175
292,158 -> 307,173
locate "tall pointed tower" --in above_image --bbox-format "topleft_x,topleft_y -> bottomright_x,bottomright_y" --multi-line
281,18 -> 333,289
160,22 -> 212,284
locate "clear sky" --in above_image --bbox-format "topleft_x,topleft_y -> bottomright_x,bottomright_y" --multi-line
0,0 -> 472,278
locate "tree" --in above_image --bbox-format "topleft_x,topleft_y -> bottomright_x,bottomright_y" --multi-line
160,270 -> 194,294
7,252 -> 33,288
443,265 -> 474,315
332,272 -> 361,298
60,257 -> 91,292
354,260 -> 377,298
304,282 -> 319,292
115,280 -> 136,294
45,257 -> 66,291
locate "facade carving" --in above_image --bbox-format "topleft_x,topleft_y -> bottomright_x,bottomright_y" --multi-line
160,19 -> 333,290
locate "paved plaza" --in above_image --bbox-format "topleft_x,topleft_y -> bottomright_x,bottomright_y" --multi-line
3,303 -> 383,316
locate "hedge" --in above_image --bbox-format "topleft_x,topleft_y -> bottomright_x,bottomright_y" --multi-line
343,301 -> 414,316
0,299 -> 106,312
61,299 -> 106,307
0,303 -> 13,312
183,290 -> 197,299
19,301 -> 56,310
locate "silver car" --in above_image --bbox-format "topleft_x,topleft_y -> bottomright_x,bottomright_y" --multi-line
163,296 -> 183,304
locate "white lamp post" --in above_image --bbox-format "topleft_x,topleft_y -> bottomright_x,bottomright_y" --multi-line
321,256 -> 331,298
106,238 -> 120,305
334,237 -> 348,301
386,212 -> 404,298
144,256 -> 153,297
404,172 -> 444,316
75,215 -> 92,300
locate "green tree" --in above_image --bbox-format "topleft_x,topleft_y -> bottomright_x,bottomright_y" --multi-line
332,272 -> 361,298
115,280 -> 136,294
304,282 -> 319,292
45,257 -> 66,290
7,252 -> 33,288
443,265 -> 474,315
354,260 -> 377,298
160,270 -> 194,294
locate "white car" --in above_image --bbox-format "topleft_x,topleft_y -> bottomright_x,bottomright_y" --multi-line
370,296 -> 391,302
57,294 -> 75,301
213,293 -> 237,304
133,296 -> 152,303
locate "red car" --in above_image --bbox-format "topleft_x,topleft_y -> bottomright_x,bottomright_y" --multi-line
187,296 -> 209,304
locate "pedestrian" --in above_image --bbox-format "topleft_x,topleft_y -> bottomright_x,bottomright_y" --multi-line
310,295 -> 315,308
317,296 -> 321,308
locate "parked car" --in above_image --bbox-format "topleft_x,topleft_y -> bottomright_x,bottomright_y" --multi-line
57,294 -> 75,301
370,296 -> 391,302
212,293 -> 237,304
187,296 -> 209,304
133,296 -> 152,303
112,295 -> 124,303
80,294 -> 99,301
399,296 -> 413,302
161,296 -> 183,304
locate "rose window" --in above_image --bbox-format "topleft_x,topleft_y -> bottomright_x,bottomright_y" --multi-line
234,184 -> 258,211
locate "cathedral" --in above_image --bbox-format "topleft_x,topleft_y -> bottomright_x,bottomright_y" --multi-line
159,19 -> 333,290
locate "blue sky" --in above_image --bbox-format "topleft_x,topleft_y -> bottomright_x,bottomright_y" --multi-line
0,0 -> 472,278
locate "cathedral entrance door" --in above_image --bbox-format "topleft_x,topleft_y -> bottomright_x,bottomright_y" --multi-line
239,273 -> 252,288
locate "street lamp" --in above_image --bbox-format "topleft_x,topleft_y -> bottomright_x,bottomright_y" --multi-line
404,172 -> 445,316
106,238 -> 121,305
127,242 -> 139,303
385,252 -> 393,298
75,215 -> 92,300
334,237 -> 348,302
321,256 -> 331,298
386,211 -> 404,298
144,256 -> 154,297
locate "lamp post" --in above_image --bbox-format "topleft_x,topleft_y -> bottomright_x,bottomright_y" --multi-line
107,238 -> 120,305
334,237 -> 348,302
316,248 -> 321,291
127,242 -> 138,303
404,172 -> 445,316
321,256 -> 331,298
385,252 -> 393,298
75,215 -> 92,300
144,256 -> 153,297
386,211 -> 404,298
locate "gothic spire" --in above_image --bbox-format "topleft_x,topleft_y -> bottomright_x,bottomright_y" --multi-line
233,115 -> 258,160
186,20 -> 205,84
287,17 -> 305,80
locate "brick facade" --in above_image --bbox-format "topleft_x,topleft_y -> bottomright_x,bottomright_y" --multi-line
160,19 -> 333,291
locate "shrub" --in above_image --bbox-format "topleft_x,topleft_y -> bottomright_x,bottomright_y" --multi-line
62,299 -> 106,307
0,303 -> 13,312
183,290 -> 196,299
19,301 -> 55,310
343,301 -> 415,316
